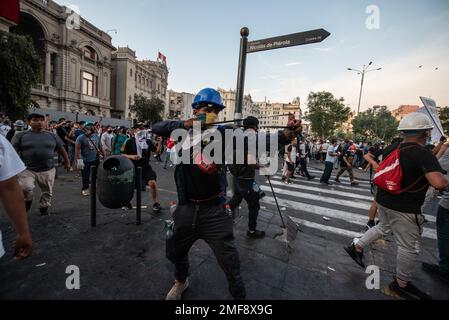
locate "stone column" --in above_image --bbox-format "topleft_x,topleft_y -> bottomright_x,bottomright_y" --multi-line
45,51 -> 51,86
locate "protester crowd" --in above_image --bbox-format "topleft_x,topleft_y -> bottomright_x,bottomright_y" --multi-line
1,93 -> 448,301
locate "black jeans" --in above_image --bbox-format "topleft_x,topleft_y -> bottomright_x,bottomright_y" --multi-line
320,161 -> 334,183
166,203 -> 246,299
300,158 -> 313,178
228,178 -> 260,231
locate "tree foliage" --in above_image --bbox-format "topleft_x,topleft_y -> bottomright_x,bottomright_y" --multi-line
129,93 -> 164,124
438,106 -> 449,135
304,91 -> 350,138
352,106 -> 398,142
0,31 -> 41,120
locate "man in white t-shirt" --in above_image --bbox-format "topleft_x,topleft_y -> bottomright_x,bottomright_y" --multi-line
320,139 -> 340,186
0,134 -> 33,260
0,115 -> 11,137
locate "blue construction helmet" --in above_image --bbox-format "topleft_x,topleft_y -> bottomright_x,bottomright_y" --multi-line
191,88 -> 225,111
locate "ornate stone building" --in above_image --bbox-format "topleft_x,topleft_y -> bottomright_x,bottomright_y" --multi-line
217,88 -> 257,122
166,90 -> 194,120
256,97 -> 302,128
10,0 -> 115,117
391,105 -> 419,122
110,47 -> 168,120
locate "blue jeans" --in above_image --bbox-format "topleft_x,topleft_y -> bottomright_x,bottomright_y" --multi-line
163,150 -> 171,169
437,205 -> 449,273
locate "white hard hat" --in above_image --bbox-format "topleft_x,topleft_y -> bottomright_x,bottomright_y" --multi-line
397,112 -> 434,131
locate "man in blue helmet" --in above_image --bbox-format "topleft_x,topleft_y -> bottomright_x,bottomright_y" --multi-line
152,88 -> 301,300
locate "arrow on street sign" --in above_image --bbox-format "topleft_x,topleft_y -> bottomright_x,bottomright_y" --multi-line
247,28 -> 331,53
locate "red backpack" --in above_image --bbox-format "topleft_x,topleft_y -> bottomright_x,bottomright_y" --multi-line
373,145 -> 425,195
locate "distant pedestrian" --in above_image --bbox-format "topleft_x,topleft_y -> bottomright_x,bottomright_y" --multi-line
335,148 -> 358,186
75,122 -> 103,196
320,139 -> 339,186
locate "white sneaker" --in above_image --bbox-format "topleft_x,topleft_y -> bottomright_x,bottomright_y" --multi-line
81,189 -> 90,196
166,278 -> 189,300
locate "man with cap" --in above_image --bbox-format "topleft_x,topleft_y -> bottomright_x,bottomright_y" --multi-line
75,122 -> 103,196
344,112 -> 449,300
227,116 -> 266,239
12,113 -> 70,215
121,123 -> 161,212
152,88 -> 301,300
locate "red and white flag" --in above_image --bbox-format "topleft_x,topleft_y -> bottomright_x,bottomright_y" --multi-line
158,51 -> 167,64
0,0 -> 20,25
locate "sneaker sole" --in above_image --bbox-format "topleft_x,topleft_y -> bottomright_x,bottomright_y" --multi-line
344,246 -> 365,268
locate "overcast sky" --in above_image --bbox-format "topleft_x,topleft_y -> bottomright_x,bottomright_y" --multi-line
58,0 -> 449,112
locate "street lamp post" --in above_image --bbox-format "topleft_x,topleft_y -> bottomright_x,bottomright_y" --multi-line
347,61 -> 382,115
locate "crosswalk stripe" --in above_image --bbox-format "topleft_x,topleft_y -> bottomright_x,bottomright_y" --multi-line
265,175 -> 437,223
290,217 -> 363,239
260,196 -> 436,239
267,179 -> 374,201
269,174 -> 372,193
305,168 -> 372,185
260,185 -> 372,210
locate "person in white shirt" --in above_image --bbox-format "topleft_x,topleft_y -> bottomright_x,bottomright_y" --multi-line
100,125 -> 115,157
282,138 -> 297,184
0,115 -> 11,137
320,139 -> 340,185
0,134 -> 33,260
321,140 -> 329,163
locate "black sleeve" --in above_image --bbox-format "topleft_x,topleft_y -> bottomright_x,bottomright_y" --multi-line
122,139 -> 132,155
372,149 -> 383,158
151,120 -> 185,137
147,139 -> 157,152
5,129 -> 14,141
421,149 -> 444,174
287,145 -> 292,152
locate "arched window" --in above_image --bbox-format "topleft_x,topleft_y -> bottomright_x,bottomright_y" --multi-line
129,95 -> 132,106
83,46 -> 97,61
130,69 -> 133,77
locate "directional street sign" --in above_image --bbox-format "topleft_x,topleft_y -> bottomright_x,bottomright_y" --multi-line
247,28 -> 331,53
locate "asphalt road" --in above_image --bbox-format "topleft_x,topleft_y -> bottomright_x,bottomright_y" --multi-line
0,158 -> 447,300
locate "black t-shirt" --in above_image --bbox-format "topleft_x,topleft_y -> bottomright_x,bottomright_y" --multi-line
182,147 -> 223,201
340,150 -> 355,167
230,134 -> 257,179
56,126 -> 68,146
375,142 -> 444,214
122,137 -> 156,170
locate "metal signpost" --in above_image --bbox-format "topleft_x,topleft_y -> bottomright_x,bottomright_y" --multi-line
234,28 -> 331,116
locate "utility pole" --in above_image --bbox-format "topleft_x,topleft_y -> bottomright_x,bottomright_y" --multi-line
348,61 -> 382,115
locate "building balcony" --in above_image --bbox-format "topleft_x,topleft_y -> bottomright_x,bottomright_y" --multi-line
31,83 -> 58,97
82,95 -> 100,104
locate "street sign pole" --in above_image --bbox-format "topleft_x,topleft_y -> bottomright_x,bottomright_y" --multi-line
235,27 -> 249,123
234,27 -> 331,122
232,26 -> 330,201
